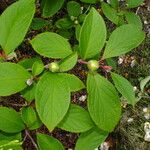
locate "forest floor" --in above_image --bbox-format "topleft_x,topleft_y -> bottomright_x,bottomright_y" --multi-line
0,0 -> 150,150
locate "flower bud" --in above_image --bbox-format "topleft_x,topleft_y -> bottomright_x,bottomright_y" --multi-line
49,62 -> 60,73
74,20 -> 79,25
26,78 -> 33,86
87,60 -> 99,71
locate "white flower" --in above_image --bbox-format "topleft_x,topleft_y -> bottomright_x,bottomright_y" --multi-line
144,132 -> 150,142
100,142 -> 109,150
127,118 -> 134,123
133,86 -> 137,92
106,0 -> 110,3
118,57 -> 124,65
144,122 -> 150,133
144,20 -> 148,25
143,107 -> 150,120
143,107 -> 148,113
130,59 -> 136,68
79,95 -> 87,102
144,114 -> 150,120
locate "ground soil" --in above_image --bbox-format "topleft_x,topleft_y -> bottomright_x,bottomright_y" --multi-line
0,0 -> 150,150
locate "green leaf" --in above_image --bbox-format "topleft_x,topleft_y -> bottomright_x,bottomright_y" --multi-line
35,73 -> 70,131
87,73 -> 121,131
0,107 -> 25,133
0,62 -> 30,96
80,0 -> 97,4
18,57 -> 41,70
0,145 -> 23,150
59,52 -> 78,72
110,0 -> 119,9
55,18 -> 73,29
0,132 -> 21,142
75,127 -> 108,150
140,76 -> 150,92
101,2 -> 119,25
60,73 -> 85,92
79,7 -> 106,59
0,132 -> 22,149
126,0 -> 144,8
21,82 -> 36,102
103,24 -> 145,59
67,1 -> 81,17
32,59 -> 44,76
58,104 -> 94,132
31,18 -> 50,30
106,58 -> 117,69
37,133 -> 64,150
125,12 -> 142,30
58,30 -> 73,39
111,72 -> 136,106
0,132 -> 22,148
0,0 -> 35,55
21,106 -> 42,130
75,24 -> 81,41
41,0 -> 65,17
30,32 -> 72,59
78,14 -> 86,23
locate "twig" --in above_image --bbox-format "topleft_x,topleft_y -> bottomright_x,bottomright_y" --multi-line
25,130 -> 38,150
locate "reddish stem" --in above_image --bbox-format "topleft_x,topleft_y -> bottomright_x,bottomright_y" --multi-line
78,59 -> 88,64
0,51 -> 7,59
100,65 -> 112,72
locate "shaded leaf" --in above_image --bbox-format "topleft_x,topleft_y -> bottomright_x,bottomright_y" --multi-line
126,0 -> 144,8
140,76 -> 150,92
59,52 -> 78,72
0,107 -> 25,133
37,133 -> 64,150
21,82 -> 36,102
111,72 -> 136,106
41,0 -> 65,18
58,104 -> 94,132
67,1 -> 81,17
21,106 -> 42,130
125,12 -> 142,30
80,0 -> 97,4
75,127 -> 108,150
31,18 -> 50,30
32,59 -> 44,76
101,2 -> 119,25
